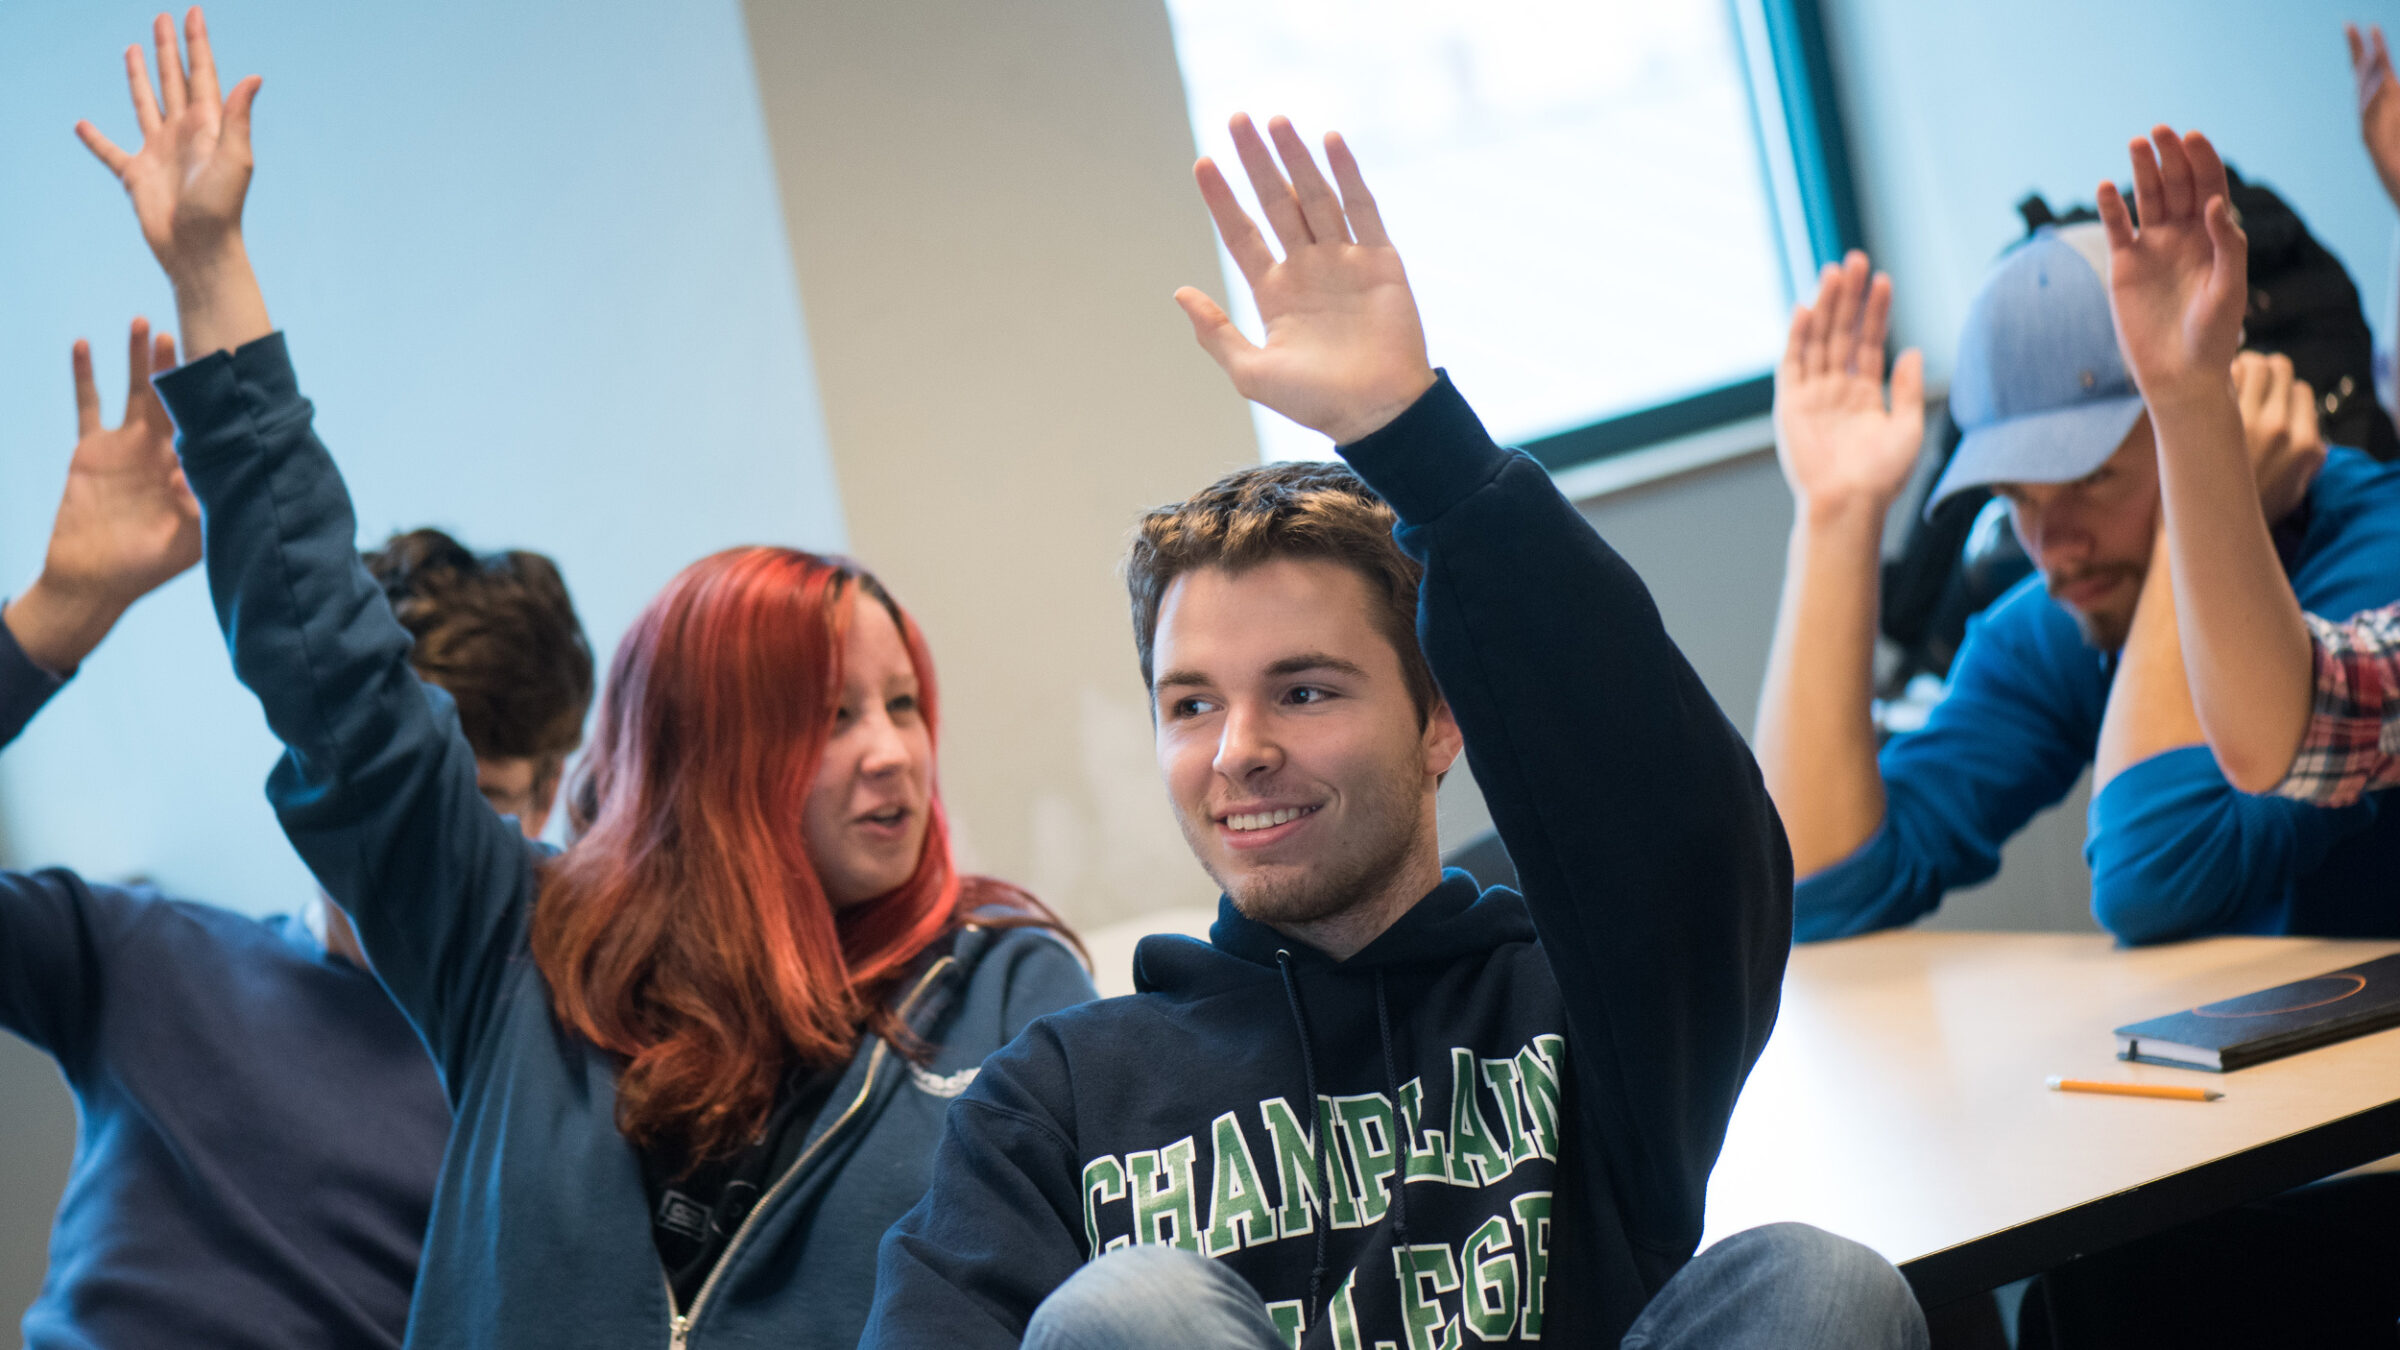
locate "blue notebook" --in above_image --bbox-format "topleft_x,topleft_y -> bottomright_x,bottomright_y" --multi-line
2114,951 -> 2400,1072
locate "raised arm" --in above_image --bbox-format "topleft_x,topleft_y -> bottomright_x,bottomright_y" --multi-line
75,9 -> 270,361
1,321 -> 191,743
1180,114 -> 1789,1257
76,10 -> 534,1068
1754,255 -> 1927,874
4,321 -> 193,682
2099,127 -> 2315,793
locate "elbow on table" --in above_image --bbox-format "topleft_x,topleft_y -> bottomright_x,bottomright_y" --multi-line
2085,841 -> 2238,946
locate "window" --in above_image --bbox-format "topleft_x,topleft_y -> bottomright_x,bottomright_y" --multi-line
1161,0 -> 1858,469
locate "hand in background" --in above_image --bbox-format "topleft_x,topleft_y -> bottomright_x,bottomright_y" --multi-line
4,320 -> 197,674
1771,251 -> 1927,516
75,7 -> 271,359
2348,24 -> 2400,211
2098,126 -> 2247,410
1173,114 -> 1436,447
2232,351 -> 2327,524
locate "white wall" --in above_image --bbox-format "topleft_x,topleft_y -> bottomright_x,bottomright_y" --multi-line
1824,0 -> 2400,380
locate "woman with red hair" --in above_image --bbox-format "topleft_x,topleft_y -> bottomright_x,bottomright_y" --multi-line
78,12 -> 1096,1347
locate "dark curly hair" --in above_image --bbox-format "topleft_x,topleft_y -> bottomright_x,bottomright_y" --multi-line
362,529 -> 595,766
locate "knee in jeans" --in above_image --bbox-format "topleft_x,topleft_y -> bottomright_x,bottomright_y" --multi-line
1719,1224 -> 1920,1326
1025,1244 -> 1249,1349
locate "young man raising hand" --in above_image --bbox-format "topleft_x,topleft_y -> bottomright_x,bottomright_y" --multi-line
861,117 -> 1925,1350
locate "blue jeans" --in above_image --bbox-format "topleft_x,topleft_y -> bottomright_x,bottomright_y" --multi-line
1022,1223 -> 1928,1349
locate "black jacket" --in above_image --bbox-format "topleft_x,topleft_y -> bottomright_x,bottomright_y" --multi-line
863,375 -> 1792,1347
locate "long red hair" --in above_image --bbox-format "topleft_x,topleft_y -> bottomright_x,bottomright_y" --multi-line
533,547 -> 1063,1164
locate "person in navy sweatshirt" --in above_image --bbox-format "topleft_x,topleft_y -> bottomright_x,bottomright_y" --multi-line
79,12 -> 1097,1348
0,315 -> 591,1348
860,116 -> 1927,1349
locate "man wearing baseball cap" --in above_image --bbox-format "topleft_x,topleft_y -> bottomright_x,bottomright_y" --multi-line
1753,224 -> 2400,945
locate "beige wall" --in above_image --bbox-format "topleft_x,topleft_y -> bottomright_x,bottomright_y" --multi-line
739,0 -> 1259,929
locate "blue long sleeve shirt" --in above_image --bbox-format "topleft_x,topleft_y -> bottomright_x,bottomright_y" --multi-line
1797,446 -> 2400,945
155,333 -> 1098,1350
0,619 -> 449,1350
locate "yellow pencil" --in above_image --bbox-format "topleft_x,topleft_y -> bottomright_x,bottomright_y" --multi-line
2047,1076 -> 2221,1102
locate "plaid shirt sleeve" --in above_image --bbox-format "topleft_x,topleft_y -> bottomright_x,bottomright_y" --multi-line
2275,606 -> 2400,806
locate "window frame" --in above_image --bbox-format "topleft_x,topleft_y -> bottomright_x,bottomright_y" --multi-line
1521,0 -> 1863,473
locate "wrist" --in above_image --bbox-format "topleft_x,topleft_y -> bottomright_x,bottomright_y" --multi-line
3,576 -> 128,676
1796,488 -> 1895,536
1326,368 -> 1439,447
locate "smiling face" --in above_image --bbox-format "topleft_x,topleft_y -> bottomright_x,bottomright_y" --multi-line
1152,558 -> 1461,946
801,594 -> 935,909
1992,415 -> 2161,651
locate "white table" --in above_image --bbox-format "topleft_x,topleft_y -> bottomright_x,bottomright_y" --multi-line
1701,931 -> 2400,1305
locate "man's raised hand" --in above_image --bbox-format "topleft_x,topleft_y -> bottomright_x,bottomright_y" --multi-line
1174,115 -> 1436,447
2097,127 -> 2246,410
76,8 -> 271,359
1771,251 -> 1926,515
3,320 -> 199,674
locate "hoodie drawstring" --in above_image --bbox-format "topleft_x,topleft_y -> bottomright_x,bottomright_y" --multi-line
1373,969 -> 1410,1256
1275,950 -> 1333,1322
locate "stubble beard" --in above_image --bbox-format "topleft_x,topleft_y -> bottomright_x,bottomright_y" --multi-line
1184,771 -> 1431,930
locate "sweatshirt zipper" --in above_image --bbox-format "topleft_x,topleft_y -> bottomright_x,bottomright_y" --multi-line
664,955 -> 956,1347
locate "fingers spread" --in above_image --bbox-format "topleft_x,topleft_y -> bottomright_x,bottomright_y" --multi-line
2096,181 -> 2136,251
72,340 -> 101,439
2151,125 -> 2194,219
76,121 -> 133,176
1267,117 -> 1349,246
154,12 -> 188,119
185,7 -> 222,110
2182,129 -> 2229,207
1228,113 -> 1311,254
1858,272 -> 1894,383
1193,157 -> 1276,286
223,74 -> 261,149
123,317 -> 154,412
1323,132 -> 1388,247
2126,138 -> 2166,229
1173,285 -> 1257,376
1890,348 -> 1927,418
2351,22 -> 2367,69
1781,303 -> 1812,375
125,44 -> 162,134
1824,251 -> 1868,374
151,330 -> 178,376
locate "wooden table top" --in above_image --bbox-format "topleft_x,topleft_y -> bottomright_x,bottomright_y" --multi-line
1700,930 -> 2400,1302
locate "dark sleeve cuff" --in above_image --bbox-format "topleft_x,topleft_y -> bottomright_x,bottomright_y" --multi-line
0,608 -> 69,747
153,332 -> 302,467
1336,370 -> 1517,526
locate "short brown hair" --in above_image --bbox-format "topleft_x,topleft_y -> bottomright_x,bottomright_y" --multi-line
1124,461 -> 1436,723
364,529 -> 595,765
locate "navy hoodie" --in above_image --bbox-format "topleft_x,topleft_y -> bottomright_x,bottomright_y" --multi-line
0,621 -> 448,1350
863,375 -> 1793,1349
151,334 -> 1099,1350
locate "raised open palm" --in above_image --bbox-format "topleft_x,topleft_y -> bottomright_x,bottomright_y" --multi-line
2098,126 -> 2246,406
1174,114 -> 1435,447
1773,252 -> 1926,511
44,318 -> 200,611
75,8 -> 261,277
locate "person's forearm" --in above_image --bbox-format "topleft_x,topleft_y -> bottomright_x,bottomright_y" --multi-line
0,577 -> 126,675
167,238 -> 273,362
1756,497 -> 1889,875
2151,391 -> 2312,790
2095,537 -> 2206,789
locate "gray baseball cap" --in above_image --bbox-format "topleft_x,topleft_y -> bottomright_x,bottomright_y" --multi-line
1926,223 -> 2146,512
